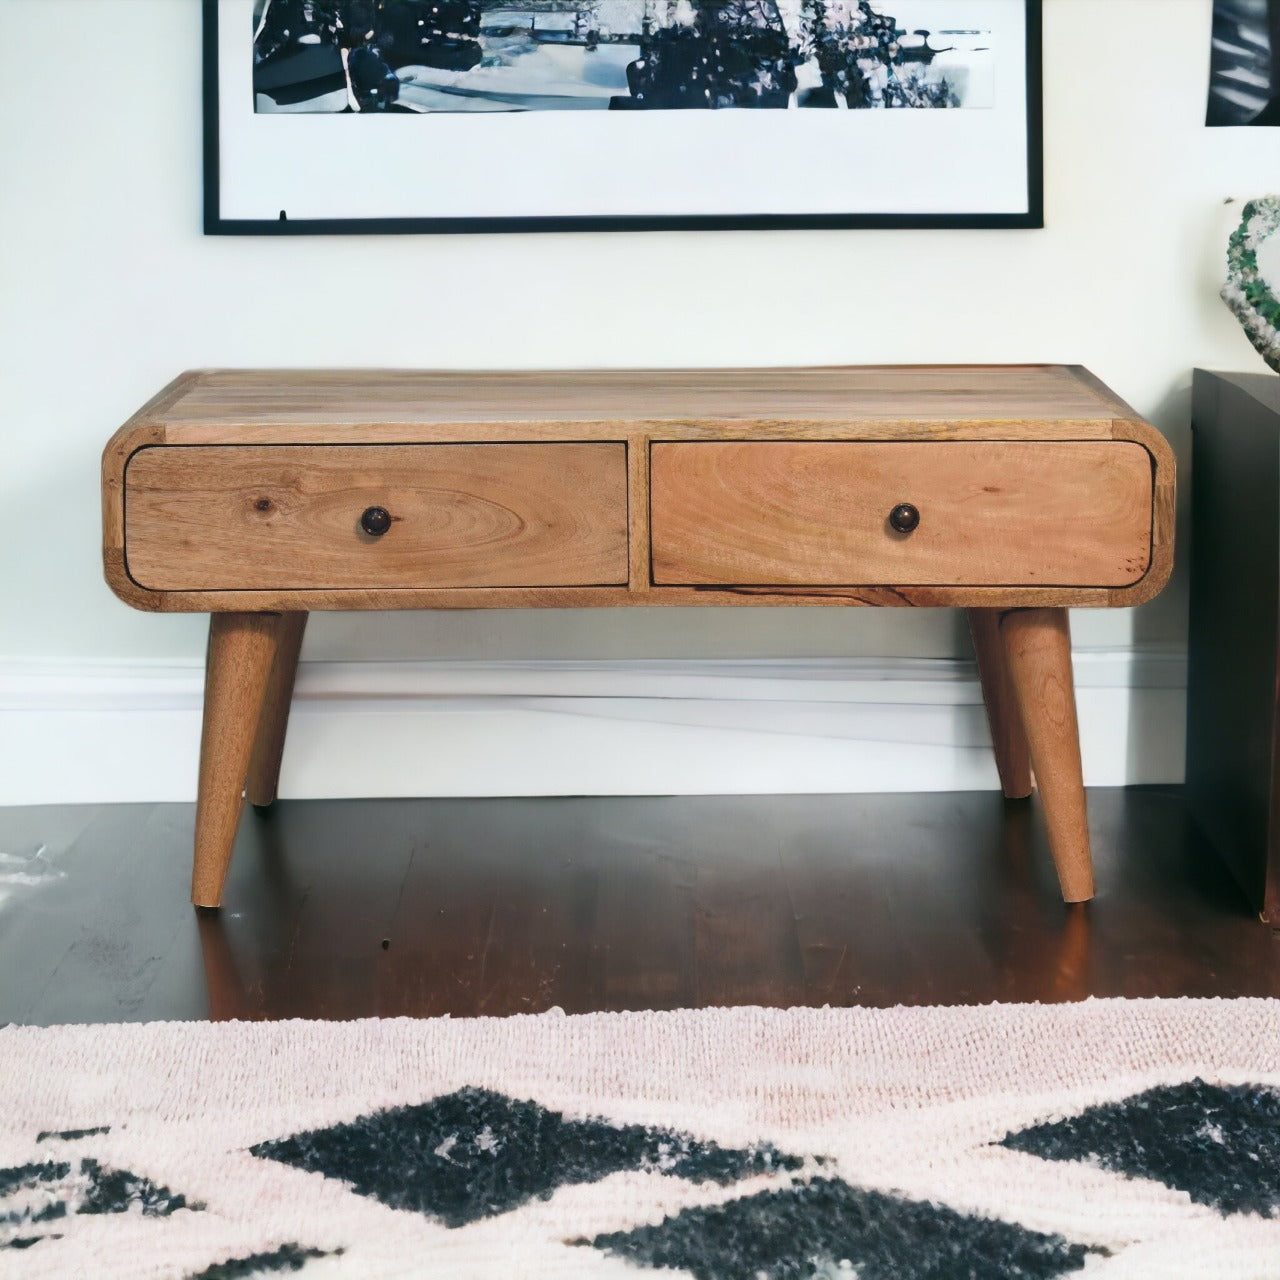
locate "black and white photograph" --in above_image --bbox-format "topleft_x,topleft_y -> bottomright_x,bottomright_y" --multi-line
250,0 -> 995,114
206,0 -> 1041,231
1207,0 -> 1280,125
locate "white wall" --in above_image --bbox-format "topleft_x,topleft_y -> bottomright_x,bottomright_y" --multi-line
0,0 -> 1275,800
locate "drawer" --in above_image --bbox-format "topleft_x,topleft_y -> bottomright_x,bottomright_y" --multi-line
650,441 -> 1154,587
124,443 -> 628,590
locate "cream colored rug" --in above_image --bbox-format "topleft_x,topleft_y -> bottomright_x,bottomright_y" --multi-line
2,1000 -> 1279,1279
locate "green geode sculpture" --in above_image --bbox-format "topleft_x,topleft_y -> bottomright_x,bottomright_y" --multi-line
1223,197 -> 1280,375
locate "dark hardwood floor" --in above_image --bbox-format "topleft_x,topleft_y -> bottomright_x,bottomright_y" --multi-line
0,787 -> 1277,1026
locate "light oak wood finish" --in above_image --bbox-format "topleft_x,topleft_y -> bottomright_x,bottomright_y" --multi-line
1000,607 -> 1095,902
99,367 -> 1176,908
193,613 -> 285,908
125,443 -> 628,591
967,608 -> 1033,800
650,441 -> 1153,588
102,366 -> 1175,613
135,365 -> 1146,432
246,612 -> 308,809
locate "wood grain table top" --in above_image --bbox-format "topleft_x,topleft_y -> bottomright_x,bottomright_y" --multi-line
122,365 -> 1143,441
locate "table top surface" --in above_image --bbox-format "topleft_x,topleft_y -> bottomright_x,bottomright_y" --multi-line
138,365 -> 1142,433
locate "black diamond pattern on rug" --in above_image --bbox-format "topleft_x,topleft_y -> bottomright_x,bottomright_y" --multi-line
583,1177 -> 1095,1280
1001,1079 -> 1280,1217
74,1157 -> 197,1217
1,1156 -> 200,1251
36,1126 -> 110,1143
0,1161 -> 69,1200
250,1085 -> 801,1227
186,1243 -> 340,1279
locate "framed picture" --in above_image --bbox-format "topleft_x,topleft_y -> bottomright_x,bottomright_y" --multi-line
1207,0 -> 1280,126
204,0 -> 1042,234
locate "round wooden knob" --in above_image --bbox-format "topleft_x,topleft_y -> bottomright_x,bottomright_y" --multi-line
888,502 -> 920,534
360,506 -> 392,537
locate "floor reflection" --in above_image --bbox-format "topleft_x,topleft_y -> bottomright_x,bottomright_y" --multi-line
197,910 -> 249,1022
180,790 -> 1268,1024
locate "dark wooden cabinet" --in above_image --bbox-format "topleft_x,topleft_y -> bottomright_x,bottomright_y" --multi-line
1188,369 -> 1280,922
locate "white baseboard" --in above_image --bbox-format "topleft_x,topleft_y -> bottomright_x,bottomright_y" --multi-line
0,651 -> 1187,805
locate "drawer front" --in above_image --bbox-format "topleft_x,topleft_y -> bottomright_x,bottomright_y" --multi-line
651,441 -> 1154,587
125,443 -> 629,590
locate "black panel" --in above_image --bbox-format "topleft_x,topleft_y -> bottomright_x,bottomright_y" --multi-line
1187,369 -> 1280,919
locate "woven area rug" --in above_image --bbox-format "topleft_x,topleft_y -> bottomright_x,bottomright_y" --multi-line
2,1000 -> 1280,1279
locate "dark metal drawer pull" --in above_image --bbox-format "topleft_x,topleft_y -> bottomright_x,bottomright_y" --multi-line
888,502 -> 920,534
360,506 -> 392,537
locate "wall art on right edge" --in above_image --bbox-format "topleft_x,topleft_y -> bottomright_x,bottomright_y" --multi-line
1208,0 -> 1280,125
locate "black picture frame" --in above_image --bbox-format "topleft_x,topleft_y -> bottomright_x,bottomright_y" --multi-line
203,0 -> 1043,235
1207,0 -> 1280,126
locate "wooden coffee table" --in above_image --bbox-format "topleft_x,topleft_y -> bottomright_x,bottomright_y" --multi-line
102,367 -> 1174,908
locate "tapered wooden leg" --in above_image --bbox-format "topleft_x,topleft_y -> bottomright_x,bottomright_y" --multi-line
999,607 -> 1095,903
193,613 -> 284,909
967,608 -> 1033,800
246,612 -> 308,809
